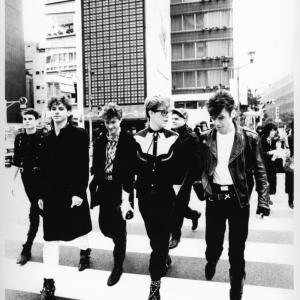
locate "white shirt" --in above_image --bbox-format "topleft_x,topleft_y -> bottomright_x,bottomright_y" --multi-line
213,129 -> 235,185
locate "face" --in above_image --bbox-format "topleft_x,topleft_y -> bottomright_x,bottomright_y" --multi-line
50,103 -> 71,124
211,108 -> 234,134
269,129 -> 276,138
171,114 -> 186,129
104,117 -> 122,136
22,114 -> 38,130
149,105 -> 170,129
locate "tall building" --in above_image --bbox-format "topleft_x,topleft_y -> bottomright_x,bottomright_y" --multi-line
44,0 -> 80,120
5,0 -> 26,123
25,42 -> 47,117
260,73 -> 294,121
80,0 -> 171,129
170,0 -> 233,126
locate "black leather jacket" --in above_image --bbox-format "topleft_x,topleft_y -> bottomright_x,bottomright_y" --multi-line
200,123 -> 269,209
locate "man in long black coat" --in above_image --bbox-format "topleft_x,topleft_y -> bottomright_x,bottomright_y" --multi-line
169,108 -> 202,249
38,96 -> 92,299
90,103 -> 135,286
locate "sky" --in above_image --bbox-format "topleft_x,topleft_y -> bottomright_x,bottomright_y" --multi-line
22,0 -> 295,93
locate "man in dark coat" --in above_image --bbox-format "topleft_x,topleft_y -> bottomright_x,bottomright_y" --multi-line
90,103 -> 135,286
199,91 -> 270,300
168,108 -> 201,250
133,95 -> 182,300
11,109 -> 45,265
38,96 -> 92,299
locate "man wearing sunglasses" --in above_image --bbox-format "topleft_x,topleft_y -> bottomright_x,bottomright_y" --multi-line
133,95 -> 182,300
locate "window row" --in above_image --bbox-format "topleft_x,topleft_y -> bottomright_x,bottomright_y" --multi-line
172,40 -> 232,60
171,10 -> 232,32
172,70 -> 229,88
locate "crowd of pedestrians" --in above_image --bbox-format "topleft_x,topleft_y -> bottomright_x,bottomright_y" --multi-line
10,90 -> 293,300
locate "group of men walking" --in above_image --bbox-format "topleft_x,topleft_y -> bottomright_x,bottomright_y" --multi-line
11,90 -> 270,300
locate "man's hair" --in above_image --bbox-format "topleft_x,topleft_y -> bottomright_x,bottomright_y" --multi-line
207,90 -> 235,118
48,95 -> 72,111
263,122 -> 277,137
101,102 -> 123,120
22,108 -> 40,120
200,121 -> 208,127
145,95 -> 171,118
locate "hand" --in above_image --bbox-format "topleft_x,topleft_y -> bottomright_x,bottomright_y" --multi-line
38,199 -> 44,210
120,199 -> 134,220
193,181 -> 205,201
173,185 -> 181,196
71,196 -> 83,208
256,206 -> 270,218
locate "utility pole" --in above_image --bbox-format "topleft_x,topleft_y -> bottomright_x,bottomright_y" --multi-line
87,59 -> 93,151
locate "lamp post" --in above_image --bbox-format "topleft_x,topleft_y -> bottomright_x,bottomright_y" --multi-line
222,51 -> 256,124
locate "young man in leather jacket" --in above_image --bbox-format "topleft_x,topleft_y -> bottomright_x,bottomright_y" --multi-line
198,91 -> 270,300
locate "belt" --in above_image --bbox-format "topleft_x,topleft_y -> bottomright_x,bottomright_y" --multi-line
209,184 -> 236,201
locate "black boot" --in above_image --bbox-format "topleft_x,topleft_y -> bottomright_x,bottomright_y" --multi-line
40,278 -> 55,300
191,211 -> 201,231
229,270 -> 246,300
148,280 -> 161,300
205,261 -> 217,280
16,244 -> 32,265
107,265 -> 123,286
78,248 -> 91,271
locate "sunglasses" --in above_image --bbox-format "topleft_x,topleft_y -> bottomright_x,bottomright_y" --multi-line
153,110 -> 170,117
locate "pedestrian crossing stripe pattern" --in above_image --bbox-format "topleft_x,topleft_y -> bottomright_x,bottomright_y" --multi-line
2,175 -> 295,300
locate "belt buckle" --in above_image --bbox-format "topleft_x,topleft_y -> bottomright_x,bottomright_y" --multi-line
220,185 -> 229,191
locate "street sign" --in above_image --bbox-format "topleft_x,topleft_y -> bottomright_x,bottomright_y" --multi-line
19,97 -> 28,109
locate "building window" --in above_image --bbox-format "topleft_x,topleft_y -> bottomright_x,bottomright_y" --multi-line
183,43 -> 194,59
172,44 -> 182,60
36,71 -> 40,75
184,71 -> 196,87
207,40 -> 233,57
172,72 -> 183,89
36,85 -> 40,90
197,71 -> 208,86
196,13 -> 204,29
171,15 -> 182,32
183,14 -> 194,30
204,11 -> 232,28
207,70 -> 229,86
196,42 -> 206,58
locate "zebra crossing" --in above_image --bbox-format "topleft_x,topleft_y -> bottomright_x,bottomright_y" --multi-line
2,172 -> 296,299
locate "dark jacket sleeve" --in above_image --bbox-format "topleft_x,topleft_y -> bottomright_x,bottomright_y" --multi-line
72,129 -> 90,199
189,133 -> 202,183
12,134 -> 22,167
249,133 -> 270,209
122,134 -> 137,194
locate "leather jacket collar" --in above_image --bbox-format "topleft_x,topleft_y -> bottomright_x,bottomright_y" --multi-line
206,122 -> 244,164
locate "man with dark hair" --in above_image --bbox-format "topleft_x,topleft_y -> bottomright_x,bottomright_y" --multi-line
90,102 -> 135,286
38,95 -> 92,299
169,108 -> 201,250
134,95 -> 181,300
199,91 -> 270,300
11,109 -> 45,265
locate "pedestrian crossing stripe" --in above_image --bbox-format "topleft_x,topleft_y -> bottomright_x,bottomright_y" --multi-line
3,259 -> 296,300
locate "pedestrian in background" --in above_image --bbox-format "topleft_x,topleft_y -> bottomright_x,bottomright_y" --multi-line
89,103 -> 135,286
169,108 -> 201,250
38,96 -> 92,299
285,121 -> 294,209
133,95 -> 181,300
199,91 -> 270,300
261,123 -> 278,201
11,109 -> 45,265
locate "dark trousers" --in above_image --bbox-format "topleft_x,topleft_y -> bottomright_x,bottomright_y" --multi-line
21,172 -> 42,249
171,182 -> 198,240
205,195 -> 249,275
285,172 -> 294,204
138,188 -> 175,281
98,180 -> 127,268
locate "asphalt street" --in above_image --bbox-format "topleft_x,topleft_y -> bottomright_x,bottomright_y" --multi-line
0,167 -> 296,299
